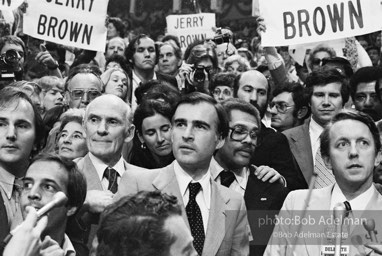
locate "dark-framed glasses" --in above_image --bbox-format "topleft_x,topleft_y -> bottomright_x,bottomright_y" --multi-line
69,88 -> 101,100
269,102 -> 294,114
229,126 -> 258,145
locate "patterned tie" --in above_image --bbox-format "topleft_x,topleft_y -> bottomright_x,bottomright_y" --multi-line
186,182 -> 205,256
103,167 -> 118,193
219,170 -> 236,188
314,147 -> 335,188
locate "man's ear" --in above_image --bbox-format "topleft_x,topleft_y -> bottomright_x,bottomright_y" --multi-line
215,134 -> 226,150
124,124 -> 135,143
297,106 -> 309,120
322,154 -> 332,170
374,150 -> 382,167
67,206 -> 77,217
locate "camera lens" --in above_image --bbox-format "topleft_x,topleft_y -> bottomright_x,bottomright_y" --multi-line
4,50 -> 19,65
194,68 -> 205,83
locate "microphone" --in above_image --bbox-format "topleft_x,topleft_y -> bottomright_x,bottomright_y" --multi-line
36,191 -> 68,218
1,191 -> 68,247
363,218 -> 379,243
333,203 -> 346,256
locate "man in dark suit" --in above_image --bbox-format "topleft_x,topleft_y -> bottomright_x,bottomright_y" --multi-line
283,67 -> 349,188
124,34 -> 177,111
0,87 -> 44,246
234,70 -> 307,190
210,98 -> 289,256
69,94 -> 143,252
116,92 -> 250,256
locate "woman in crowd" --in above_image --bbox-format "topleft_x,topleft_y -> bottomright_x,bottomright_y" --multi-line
223,54 -> 250,75
37,76 -> 65,118
56,114 -> 88,160
101,67 -> 131,102
130,99 -> 175,169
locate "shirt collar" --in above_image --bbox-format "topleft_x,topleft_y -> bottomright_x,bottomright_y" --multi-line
62,234 -> 76,256
0,167 -> 15,199
210,157 -> 248,190
330,183 -> 375,211
309,116 -> 324,143
132,70 -> 157,84
88,152 -> 125,180
174,160 -> 211,209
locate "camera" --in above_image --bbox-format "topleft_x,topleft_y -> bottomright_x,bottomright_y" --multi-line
193,66 -> 213,84
0,49 -> 20,81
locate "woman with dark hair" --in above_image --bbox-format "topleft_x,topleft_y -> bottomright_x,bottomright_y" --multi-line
130,99 -> 175,169
56,115 -> 87,160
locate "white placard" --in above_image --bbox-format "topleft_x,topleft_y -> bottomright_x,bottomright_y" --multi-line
166,13 -> 216,50
260,0 -> 382,46
23,0 -> 109,52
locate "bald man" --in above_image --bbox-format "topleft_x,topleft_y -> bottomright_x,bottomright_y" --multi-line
68,95 -> 144,252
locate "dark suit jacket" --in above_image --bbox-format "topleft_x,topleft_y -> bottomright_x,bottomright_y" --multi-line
210,162 -> 289,256
0,191 -> 9,254
283,119 -> 314,185
251,123 -> 307,190
115,162 -> 250,256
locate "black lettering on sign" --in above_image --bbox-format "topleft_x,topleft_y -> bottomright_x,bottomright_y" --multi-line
36,14 -> 93,45
1,0 -> 10,6
282,0 -> 364,40
283,12 -> 296,39
47,0 -> 94,12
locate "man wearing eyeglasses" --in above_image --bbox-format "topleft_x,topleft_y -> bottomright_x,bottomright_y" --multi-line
269,82 -> 309,132
234,70 -> 306,191
210,98 -> 289,256
64,64 -> 103,109
350,66 -> 382,122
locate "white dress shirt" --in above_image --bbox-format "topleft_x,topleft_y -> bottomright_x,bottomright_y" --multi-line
174,161 -> 211,233
309,117 -> 324,165
210,157 -> 248,196
88,153 -> 125,191
131,70 -> 157,112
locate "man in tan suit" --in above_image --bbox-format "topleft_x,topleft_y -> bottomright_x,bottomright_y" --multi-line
116,92 -> 250,256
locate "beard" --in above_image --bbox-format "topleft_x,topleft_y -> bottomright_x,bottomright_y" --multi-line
250,100 -> 267,118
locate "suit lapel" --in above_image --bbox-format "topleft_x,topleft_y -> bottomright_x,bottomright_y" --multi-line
81,154 -> 103,190
290,121 -> 314,183
152,163 -> 190,229
202,181 -> 227,256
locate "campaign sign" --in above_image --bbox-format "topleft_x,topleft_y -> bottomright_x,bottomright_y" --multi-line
260,0 -> 382,46
23,0 -> 109,52
166,13 -> 215,50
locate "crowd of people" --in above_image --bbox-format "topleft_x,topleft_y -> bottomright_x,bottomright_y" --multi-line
0,6 -> 382,256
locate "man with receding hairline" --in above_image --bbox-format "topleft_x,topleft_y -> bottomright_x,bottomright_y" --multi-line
69,94 -> 144,252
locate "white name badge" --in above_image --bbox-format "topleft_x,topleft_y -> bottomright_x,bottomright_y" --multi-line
320,245 -> 349,256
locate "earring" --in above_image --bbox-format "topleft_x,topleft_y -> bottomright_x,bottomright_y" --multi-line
141,142 -> 146,149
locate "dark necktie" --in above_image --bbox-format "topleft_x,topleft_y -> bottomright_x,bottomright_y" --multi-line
186,182 -> 205,256
103,167 -> 118,193
344,201 -> 352,217
219,170 -> 236,188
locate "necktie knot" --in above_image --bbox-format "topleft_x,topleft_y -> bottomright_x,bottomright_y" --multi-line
219,170 -> 236,188
104,167 -> 118,193
188,182 -> 201,199
344,201 -> 352,217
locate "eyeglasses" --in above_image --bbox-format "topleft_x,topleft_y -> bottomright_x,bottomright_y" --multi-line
229,126 -> 258,145
69,89 -> 101,100
269,102 -> 294,114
